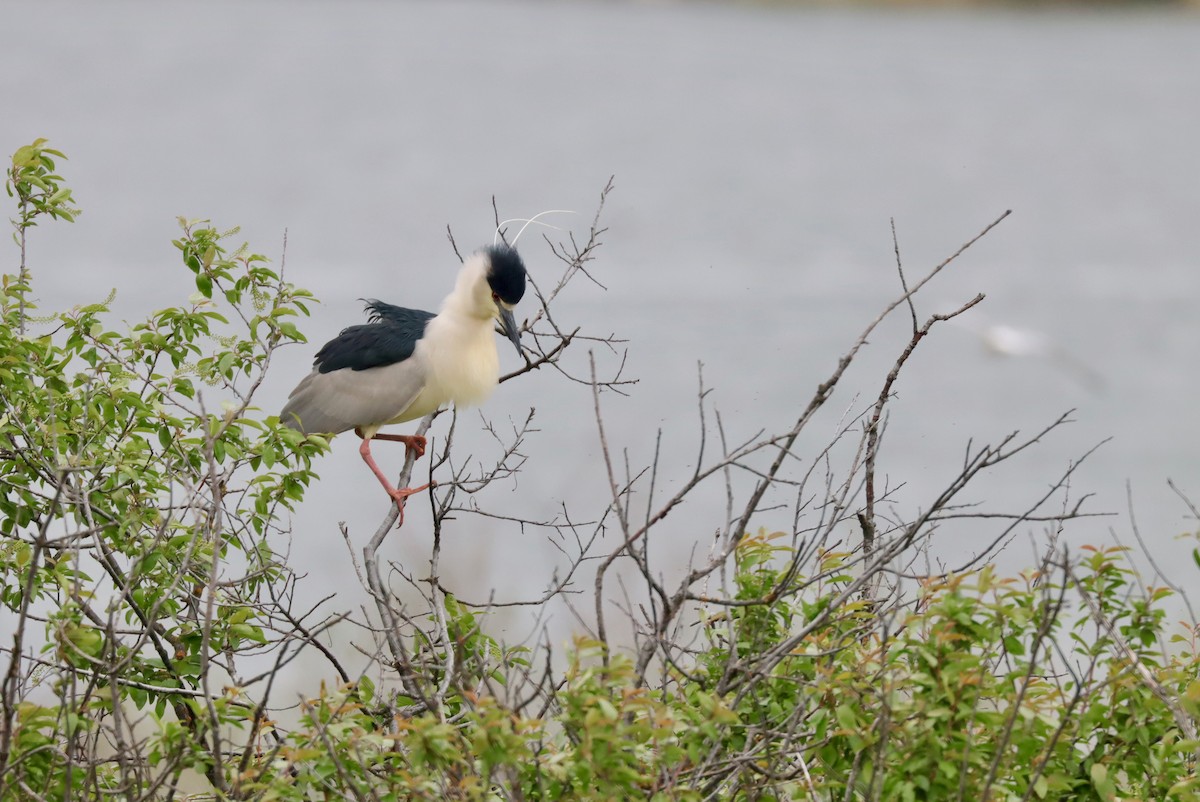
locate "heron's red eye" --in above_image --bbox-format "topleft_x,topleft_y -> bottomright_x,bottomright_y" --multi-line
492,292 -> 500,304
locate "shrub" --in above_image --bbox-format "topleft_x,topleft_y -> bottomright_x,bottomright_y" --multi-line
1,141 -> 1197,801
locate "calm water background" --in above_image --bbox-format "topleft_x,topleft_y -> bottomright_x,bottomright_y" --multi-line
2,1 -> 1199,654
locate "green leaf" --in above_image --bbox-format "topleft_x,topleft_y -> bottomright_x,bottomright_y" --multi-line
229,624 -> 267,644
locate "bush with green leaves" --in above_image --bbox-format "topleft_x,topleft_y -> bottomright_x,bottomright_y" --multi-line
1,140 -> 1198,801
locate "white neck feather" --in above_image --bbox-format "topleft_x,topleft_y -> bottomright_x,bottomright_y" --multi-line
404,254 -> 501,416
439,253 -> 494,321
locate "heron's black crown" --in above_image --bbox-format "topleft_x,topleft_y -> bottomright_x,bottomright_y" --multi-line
485,245 -> 526,306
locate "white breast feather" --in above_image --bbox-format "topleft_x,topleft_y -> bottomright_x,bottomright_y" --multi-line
397,310 -> 499,421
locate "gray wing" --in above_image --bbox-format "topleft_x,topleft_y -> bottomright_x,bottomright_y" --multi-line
280,356 -> 429,435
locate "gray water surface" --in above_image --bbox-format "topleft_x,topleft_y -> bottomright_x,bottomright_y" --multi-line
2,0 -> 1198,646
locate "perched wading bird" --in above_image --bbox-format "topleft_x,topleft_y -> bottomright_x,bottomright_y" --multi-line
281,245 -> 527,521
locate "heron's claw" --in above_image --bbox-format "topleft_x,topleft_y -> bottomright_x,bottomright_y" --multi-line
389,482 -> 432,527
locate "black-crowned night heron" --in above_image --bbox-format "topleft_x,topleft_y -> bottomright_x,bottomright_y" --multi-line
281,244 -> 527,520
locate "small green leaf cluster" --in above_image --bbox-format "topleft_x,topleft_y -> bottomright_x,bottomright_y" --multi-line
229,637 -> 736,801
6,138 -> 79,228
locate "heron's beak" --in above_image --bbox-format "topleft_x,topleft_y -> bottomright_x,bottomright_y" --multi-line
498,306 -> 522,355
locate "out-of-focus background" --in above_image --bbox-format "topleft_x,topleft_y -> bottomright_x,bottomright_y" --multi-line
2,1 -> 1198,646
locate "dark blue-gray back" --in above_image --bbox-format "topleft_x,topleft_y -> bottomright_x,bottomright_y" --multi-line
314,300 -> 435,374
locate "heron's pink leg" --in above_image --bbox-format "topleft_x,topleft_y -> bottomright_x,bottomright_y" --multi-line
355,431 -> 431,525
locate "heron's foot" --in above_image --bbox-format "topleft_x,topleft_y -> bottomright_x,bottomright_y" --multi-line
368,432 -> 428,459
400,435 -> 427,459
388,481 -> 433,527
